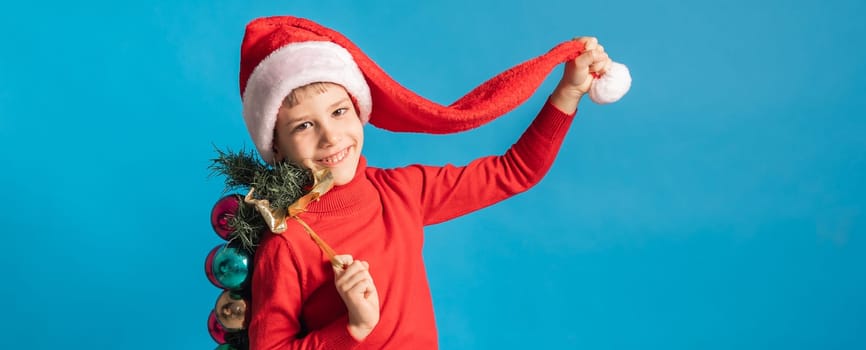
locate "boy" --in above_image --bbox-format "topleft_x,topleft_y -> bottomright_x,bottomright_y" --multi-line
239,16 -> 627,349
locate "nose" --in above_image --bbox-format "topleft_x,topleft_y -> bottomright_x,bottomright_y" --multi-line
318,122 -> 341,147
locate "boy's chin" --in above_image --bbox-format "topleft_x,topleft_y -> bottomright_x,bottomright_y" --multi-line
331,175 -> 355,186
330,167 -> 358,186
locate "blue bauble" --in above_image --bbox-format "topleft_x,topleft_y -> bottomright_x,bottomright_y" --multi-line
207,244 -> 250,290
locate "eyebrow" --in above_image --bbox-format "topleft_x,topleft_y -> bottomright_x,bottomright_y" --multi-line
281,112 -> 307,126
329,98 -> 352,110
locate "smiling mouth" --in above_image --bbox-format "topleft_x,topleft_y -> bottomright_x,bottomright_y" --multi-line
318,147 -> 350,166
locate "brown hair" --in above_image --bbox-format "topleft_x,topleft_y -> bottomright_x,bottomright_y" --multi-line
281,82 -> 331,108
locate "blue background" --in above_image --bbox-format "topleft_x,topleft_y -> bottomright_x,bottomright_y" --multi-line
1,0 -> 864,349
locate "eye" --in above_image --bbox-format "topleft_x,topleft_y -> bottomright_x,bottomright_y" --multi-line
294,121 -> 313,132
332,107 -> 349,117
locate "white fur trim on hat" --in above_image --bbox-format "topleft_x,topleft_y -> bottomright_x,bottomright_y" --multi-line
241,41 -> 372,163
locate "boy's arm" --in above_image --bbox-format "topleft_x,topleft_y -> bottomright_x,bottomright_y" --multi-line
248,237 -> 362,350
411,99 -> 575,225
397,37 -> 612,224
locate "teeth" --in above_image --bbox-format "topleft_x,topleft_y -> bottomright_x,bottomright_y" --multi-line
320,148 -> 348,165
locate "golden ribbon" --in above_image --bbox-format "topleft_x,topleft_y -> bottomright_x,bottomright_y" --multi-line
244,169 -> 343,269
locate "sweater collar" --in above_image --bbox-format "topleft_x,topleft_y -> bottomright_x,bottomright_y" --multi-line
305,156 -> 376,214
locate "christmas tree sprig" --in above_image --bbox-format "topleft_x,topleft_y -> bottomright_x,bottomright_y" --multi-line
209,147 -> 313,251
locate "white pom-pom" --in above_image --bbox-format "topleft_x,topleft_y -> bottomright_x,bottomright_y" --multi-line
589,61 -> 631,104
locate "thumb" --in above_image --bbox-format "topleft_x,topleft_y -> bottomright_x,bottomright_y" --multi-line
333,254 -> 354,273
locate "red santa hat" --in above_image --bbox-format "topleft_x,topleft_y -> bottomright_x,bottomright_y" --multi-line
240,16 -> 631,163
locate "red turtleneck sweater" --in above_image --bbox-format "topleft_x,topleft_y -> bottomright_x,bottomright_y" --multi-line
249,101 -> 576,349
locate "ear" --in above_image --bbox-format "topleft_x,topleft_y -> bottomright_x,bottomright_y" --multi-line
348,95 -> 362,119
271,126 -> 285,163
272,144 -> 284,163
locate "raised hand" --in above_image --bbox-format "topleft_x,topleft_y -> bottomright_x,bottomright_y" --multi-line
550,37 -> 614,113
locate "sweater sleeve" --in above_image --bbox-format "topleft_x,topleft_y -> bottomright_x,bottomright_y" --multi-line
416,99 -> 576,225
248,236 -> 362,350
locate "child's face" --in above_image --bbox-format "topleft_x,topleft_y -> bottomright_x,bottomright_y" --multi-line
273,83 -> 364,186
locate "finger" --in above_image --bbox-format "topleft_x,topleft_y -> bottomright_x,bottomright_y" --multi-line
365,275 -> 378,293
575,50 -> 595,69
361,279 -> 378,299
338,260 -> 368,280
355,277 -> 378,300
342,272 -> 374,295
589,52 -> 610,73
347,273 -> 373,293
333,254 -> 354,273
601,59 -> 613,75
337,270 -> 367,294
335,254 -> 354,266
336,260 -> 371,286
341,261 -> 372,283
578,36 -> 598,51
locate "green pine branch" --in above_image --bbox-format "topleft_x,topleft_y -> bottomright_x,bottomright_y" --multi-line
209,147 -> 313,251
